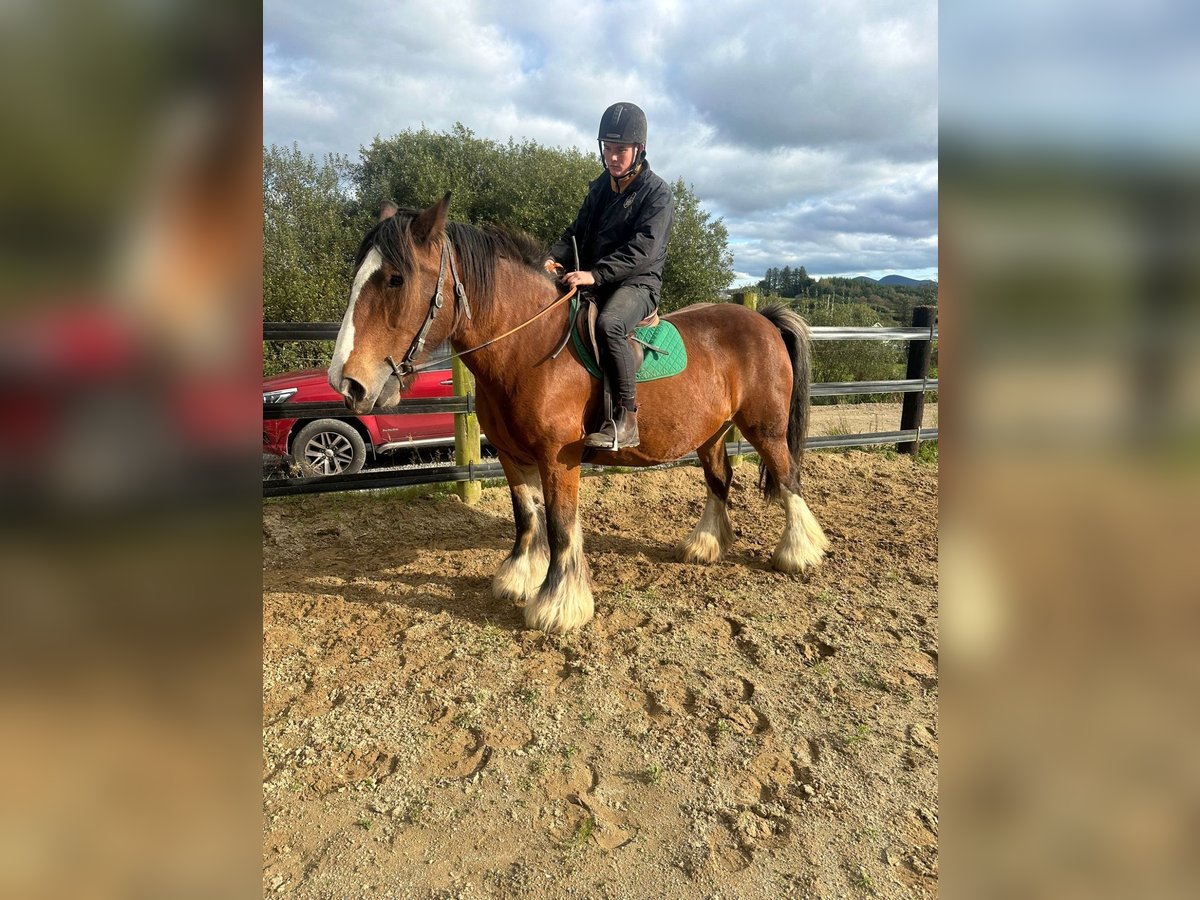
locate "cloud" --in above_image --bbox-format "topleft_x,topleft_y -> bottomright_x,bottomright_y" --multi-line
658,1 -> 937,157
263,0 -> 938,280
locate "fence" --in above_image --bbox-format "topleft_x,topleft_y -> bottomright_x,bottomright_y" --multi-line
262,306 -> 937,499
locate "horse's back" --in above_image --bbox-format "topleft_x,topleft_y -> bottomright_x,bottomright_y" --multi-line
664,301 -> 786,358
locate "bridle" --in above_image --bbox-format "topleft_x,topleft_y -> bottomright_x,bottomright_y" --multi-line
385,239 -> 469,380
385,235 -> 576,380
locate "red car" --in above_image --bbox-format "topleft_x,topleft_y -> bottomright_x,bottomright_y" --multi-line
263,366 -> 457,476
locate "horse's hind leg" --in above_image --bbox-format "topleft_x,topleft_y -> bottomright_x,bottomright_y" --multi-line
742,427 -> 828,573
493,455 -> 549,602
677,430 -> 736,564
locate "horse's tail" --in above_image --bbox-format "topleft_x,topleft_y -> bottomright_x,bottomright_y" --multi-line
756,302 -> 812,503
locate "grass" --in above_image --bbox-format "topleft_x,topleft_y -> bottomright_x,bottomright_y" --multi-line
453,708 -> 481,729
643,763 -> 664,785
843,723 -> 872,749
469,624 -> 509,656
855,866 -> 875,892
855,671 -> 888,693
564,816 -> 595,852
400,791 -> 432,825
560,745 -> 579,773
610,586 -> 659,613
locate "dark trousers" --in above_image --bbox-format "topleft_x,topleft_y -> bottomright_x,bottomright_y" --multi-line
595,284 -> 655,410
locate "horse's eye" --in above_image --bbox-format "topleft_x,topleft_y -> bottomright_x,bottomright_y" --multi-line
387,274 -> 403,288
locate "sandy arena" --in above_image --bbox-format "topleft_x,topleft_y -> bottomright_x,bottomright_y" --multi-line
264,444 -> 938,898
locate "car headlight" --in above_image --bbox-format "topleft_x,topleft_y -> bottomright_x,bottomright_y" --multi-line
262,388 -> 298,405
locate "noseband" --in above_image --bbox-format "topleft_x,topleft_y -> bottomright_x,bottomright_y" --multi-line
385,239 -> 471,380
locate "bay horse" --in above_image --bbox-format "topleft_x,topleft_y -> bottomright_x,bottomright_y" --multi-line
329,195 -> 827,634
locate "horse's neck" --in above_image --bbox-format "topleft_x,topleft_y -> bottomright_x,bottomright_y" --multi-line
452,266 -> 564,378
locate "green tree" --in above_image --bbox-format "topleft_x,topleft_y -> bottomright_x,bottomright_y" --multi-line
263,127 -> 735,373
795,298 -> 905,403
355,127 -> 733,311
263,144 -> 364,373
660,179 -> 734,311
353,124 -> 596,245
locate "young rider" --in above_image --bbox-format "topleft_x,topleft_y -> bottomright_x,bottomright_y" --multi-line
549,102 -> 675,450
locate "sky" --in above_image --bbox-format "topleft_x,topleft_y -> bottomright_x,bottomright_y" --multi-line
263,0 -> 938,286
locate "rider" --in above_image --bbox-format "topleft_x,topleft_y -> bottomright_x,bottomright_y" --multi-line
549,101 -> 675,450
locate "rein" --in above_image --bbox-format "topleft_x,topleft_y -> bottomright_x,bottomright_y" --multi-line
386,237 -> 577,378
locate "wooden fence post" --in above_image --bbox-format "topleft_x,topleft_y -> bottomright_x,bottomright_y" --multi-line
729,290 -> 758,465
898,305 -> 936,455
453,357 -> 482,504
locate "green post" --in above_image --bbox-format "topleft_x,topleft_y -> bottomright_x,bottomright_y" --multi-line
729,290 -> 758,465
453,357 -> 482,504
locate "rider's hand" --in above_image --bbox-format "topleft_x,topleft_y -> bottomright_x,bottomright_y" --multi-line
544,258 -> 563,275
563,270 -> 596,287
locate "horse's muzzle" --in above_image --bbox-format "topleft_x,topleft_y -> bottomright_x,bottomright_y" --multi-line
338,375 -> 373,414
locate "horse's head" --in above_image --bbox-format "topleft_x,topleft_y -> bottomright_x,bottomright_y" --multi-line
328,194 -> 455,414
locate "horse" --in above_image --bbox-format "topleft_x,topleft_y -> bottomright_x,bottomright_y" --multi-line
328,194 -> 827,634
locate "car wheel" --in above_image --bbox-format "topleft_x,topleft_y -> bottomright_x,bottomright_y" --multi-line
292,419 -> 366,477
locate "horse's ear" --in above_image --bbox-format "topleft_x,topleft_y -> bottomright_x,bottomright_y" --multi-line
378,200 -> 398,222
410,192 -> 451,245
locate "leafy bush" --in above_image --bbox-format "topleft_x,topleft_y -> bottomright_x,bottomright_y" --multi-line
790,298 -> 906,404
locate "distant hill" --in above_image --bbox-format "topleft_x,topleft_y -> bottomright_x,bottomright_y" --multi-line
756,266 -> 936,326
879,274 -> 937,287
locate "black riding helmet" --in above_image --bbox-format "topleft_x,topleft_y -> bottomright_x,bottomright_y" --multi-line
597,102 -> 647,178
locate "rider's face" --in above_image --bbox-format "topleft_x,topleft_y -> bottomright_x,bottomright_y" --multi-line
602,142 -> 637,174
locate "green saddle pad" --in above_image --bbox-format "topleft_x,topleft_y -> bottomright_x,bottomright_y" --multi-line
570,296 -> 687,382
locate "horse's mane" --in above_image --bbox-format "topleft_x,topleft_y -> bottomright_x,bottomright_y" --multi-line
354,208 -> 552,311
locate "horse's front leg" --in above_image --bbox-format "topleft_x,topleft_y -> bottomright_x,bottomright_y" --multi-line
493,454 -> 549,603
523,457 -> 593,634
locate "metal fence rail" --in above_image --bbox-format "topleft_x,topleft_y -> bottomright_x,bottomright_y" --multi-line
265,379 -> 939,421
262,323 -> 938,343
264,397 -> 473,418
263,429 -> 938,498
811,379 -> 937,397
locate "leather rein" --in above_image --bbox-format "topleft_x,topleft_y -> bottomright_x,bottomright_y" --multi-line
386,238 -> 577,380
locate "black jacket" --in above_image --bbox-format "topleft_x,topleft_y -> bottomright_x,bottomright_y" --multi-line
550,162 -> 675,302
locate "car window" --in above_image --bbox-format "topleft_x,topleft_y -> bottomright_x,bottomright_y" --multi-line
427,341 -> 452,367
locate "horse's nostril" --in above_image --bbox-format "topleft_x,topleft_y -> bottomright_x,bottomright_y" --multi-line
340,376 -> 367,405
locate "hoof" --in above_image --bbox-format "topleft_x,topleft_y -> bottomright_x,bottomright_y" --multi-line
678,494 -> 735,565
492,548 -> 549,602
771,542 -> 825,574
676,532 -> 724,565
772,493 -> 828,573
523,575 -> 594,634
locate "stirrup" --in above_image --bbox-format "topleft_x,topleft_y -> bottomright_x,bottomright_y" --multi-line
584,419 -> 618,450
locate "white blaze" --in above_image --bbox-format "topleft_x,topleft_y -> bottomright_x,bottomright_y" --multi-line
328,248 -> 382,389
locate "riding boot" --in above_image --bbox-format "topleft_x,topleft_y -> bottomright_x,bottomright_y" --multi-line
613,406 -> 639,448
584,407 -> 639,450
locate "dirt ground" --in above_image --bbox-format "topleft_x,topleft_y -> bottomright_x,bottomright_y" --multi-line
263,445 -> 938,899
806,401 -> 938,441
